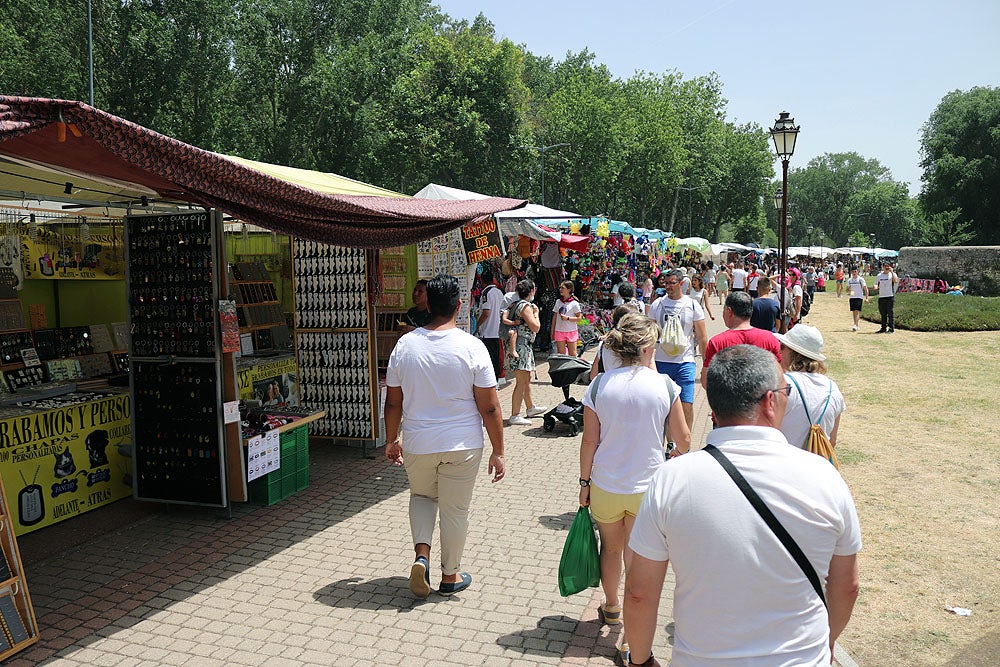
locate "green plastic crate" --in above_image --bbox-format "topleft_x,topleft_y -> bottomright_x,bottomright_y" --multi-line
281,470 -> 298,498
248,470 -> 285,506
295,466 -> 309,492
247,425 -> 310,505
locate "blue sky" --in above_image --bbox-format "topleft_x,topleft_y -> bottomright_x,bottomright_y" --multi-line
434,0 -> 1000,196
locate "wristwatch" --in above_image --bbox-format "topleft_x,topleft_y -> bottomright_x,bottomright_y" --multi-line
579,478 -> 591,487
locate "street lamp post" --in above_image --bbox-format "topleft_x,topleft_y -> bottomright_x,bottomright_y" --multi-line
770,111 -> 800,330
674,185 -> 708,238
520,143 -> 570,206
869,233 -> 877,275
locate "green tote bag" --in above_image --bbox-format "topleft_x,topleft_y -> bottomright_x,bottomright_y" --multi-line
558,506 -> 601,596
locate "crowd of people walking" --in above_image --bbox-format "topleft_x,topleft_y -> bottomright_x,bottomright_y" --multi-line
384,263 -> 869,666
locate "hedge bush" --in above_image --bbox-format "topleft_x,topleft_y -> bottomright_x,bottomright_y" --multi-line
861,292 -> 1000,331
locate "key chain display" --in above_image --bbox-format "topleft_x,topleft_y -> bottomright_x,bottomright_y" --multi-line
125,211 -> 227,507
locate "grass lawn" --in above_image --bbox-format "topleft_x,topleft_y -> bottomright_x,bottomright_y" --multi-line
861,292 -> 1000,331
799,291 -> 1000,666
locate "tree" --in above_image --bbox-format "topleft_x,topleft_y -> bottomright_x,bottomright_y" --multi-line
730,205 -> 771,247
919,86 -> 1000,244
919,209 -> 974,246
371,14 -> 531,194
845,182 -> 921,249
530,56 -> 627,213
847,230 -> 870,247
609,73 -> 686,227
788,152 -> 896,246
700,122 -> 773,242
0,0 -> 96,100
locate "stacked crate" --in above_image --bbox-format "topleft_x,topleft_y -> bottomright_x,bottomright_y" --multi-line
248,426 -> 309,505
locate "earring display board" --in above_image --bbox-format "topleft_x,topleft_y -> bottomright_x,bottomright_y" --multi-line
126,211 -> 228,507
292,241 -> 377,440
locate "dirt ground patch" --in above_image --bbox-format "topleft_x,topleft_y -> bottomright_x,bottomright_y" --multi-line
799,289 -> 999,666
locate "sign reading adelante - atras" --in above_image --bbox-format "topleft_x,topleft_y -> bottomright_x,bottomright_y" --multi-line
461,218 -> 504,265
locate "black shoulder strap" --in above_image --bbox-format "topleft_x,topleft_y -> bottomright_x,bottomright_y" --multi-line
703,444 -> 827,608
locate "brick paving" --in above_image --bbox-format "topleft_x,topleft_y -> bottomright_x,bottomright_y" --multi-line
8,311 -> 854,666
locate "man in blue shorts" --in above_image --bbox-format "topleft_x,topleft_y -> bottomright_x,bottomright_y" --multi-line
648,269 -> 707,430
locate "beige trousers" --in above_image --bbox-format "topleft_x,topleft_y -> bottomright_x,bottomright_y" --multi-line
403,448 -> 483,575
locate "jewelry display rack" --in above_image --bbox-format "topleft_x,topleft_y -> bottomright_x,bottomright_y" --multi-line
125,211 -> 230,507
292,241 -> 378,449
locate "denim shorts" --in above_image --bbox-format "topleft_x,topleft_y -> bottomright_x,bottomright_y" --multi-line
655,360 -> 696,403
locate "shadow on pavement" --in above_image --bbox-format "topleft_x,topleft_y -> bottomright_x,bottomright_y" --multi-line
313,576 -> 442,612
496,614 -> 584,657
11,443 -> 410,664
538,511 -> 577,530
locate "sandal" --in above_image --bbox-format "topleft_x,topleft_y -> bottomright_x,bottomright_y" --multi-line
613,639 -> 630,667
598,602 -> 622,626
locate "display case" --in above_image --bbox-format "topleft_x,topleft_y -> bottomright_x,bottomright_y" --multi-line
126,211 -> 229,507
229,261 -> 290,354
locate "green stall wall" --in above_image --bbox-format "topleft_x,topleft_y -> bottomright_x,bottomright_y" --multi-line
20,279 -> 126,328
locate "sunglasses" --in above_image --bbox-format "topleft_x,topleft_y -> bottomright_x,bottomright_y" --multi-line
756,385 -> 792,402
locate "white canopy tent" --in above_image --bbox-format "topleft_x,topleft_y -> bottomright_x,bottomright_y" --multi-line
413,184 -> 582,242
787,246 -> 838,259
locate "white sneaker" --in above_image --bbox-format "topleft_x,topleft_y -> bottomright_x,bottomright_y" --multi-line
852,325 -> 859,331
508,415 -> 531,426
526,406 -> 548,417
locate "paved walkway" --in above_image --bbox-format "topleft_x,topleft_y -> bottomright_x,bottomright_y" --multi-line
9,309 -> 854,666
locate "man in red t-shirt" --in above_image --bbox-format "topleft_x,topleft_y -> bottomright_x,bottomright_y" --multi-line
700,291 -> 782,388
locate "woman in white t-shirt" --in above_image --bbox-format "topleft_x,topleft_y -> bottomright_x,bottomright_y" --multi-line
578,313 -> 690,663
688,274 -> 715,321
551,280 -> 584,356
774,324 -> 845,450
384,274 -> 506,598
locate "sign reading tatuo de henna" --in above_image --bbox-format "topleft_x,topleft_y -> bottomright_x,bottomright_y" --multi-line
461,218 -> 504,265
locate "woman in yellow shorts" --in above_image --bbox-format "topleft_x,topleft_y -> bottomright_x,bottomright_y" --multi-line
578,314 -> 690,664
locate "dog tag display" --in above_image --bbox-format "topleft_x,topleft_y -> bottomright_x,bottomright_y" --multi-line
126,212 -> 227,507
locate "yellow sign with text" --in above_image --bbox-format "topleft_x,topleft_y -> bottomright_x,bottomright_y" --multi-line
237,357 -> 299,406
0,394 -> 133,535
21,227 -> 125,280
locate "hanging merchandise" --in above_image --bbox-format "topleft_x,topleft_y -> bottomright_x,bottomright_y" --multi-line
127,210 -> 228,508
595,219 -> 610,238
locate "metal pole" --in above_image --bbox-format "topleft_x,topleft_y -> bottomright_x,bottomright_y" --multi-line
540,150 -> 545,207
780,158 -> 789,327
688,189 -> 694,238
87,0 -> 94,105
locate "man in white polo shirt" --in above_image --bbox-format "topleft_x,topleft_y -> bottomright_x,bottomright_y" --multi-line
623,345 -> 861,667
875,262 -> 899,333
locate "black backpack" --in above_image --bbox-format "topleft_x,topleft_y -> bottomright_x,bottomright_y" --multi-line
799,287 -> 812,317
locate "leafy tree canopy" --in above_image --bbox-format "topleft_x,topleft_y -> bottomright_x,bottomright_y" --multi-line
919,86 -> 1000,244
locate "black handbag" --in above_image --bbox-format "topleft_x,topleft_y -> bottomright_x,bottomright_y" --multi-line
703,444 -> 826,607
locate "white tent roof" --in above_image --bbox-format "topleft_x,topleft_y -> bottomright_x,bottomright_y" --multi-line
413,183 -> 581,242
413,184 -> 579,219
788,246 -> 838,258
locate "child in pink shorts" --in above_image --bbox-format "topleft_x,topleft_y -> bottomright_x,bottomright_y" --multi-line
551,280 -> 583,356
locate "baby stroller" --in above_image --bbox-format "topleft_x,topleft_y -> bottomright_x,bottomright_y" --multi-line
542,354 -> 592,435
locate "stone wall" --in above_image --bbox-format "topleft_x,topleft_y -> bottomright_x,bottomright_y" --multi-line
897,246 -> 1000,296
